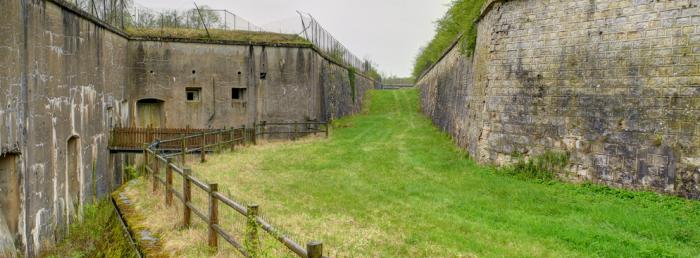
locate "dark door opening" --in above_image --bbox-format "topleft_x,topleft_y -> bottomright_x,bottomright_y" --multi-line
0,154 -> 19,246
67,136 -> 81,218
137,99 -> 165,128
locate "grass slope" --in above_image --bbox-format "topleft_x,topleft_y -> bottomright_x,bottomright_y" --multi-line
413,0 -> 486,78
136,89 -> 699,257
126,27 -> 309,44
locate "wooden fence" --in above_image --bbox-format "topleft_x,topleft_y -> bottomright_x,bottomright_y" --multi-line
110,122 -> 329,152
141,122 -> 329,258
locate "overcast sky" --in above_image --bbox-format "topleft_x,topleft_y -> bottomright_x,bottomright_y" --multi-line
137,0 -> 451,77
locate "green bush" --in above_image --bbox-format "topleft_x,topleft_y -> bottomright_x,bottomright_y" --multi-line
413,0 -> 487,78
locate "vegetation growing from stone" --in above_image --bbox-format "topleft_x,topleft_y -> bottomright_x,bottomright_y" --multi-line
501,151 -> 571,181
125,27 -> 309,44
41,198 -> 138,258
348,67 -> 357,103
412,0 -> 486,78
123,89 -> 700,257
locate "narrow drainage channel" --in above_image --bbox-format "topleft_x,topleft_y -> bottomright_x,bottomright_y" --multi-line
111,196 -> 143,258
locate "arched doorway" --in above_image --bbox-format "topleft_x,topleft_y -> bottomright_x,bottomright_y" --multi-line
137,99 -> 165,128
66,136 -> 81,219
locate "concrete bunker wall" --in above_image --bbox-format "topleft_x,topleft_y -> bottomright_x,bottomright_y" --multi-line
127,40 -> 376,129
417,0 -> 700,198
1,0 -> 376,255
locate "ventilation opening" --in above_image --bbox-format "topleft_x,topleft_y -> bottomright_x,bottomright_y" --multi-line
186,88 -> 201,102
232,88 -> 246,100
0,154 -> 19,244
259,72 -> 267,80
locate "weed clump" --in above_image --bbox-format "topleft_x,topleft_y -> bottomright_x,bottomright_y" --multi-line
501,151 -> 570,181
41,198 -> 138,258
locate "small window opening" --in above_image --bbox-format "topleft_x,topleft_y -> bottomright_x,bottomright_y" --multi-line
259,72 -> 267,80
186,88 -> 201,102
232,88 -> 246,100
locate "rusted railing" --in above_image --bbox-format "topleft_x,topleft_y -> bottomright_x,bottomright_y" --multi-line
142,122 -> 328,257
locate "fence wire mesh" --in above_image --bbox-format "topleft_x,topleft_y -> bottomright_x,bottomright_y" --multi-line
61,0 -> 379,79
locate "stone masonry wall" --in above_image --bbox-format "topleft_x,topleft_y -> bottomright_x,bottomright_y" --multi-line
417,0 -> 700,198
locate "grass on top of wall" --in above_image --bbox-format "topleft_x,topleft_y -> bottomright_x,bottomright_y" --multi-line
413,0 -> 487,78
128,89 -> 699,257
126,27 -> 309,44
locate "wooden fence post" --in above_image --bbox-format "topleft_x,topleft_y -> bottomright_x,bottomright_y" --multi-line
165,157 -> 173,206
307,241 -> 323,258
252,124 -> 258,145
242,125 -> 247,145
183,168 -> 192,227
208,183 -> 219,250
245,204 -> 260,257
216,129 -> 223,153
293,124 -> 298,141
181,134 -> 187,166
153,154 -> 159,192
229,129 -> 235,151
325,123 -> 329,138
200,132 -> 207,163
143,143 -> 149,176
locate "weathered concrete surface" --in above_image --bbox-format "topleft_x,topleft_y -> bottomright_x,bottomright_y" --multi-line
0,0 -> 130,255
127,40 -> 376,129
417,0 -> 700,198
0,1 -> 377,256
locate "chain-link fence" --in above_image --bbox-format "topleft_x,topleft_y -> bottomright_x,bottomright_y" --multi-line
64,0 -> 130,28
61,0 -> 380,80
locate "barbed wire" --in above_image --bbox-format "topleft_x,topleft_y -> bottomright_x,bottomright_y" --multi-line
61,0 -> 380,79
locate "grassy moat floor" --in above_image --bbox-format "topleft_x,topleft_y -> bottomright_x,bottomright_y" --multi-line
121,89 -> 700,257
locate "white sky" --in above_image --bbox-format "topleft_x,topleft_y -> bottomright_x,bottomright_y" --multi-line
137,0 -> 451,77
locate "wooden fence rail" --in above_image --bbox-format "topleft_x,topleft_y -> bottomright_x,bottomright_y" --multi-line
140,122 -> 329,257
111,122 -> 329,152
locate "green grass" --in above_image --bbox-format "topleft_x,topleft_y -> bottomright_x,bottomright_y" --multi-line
41,198 -> 138,258
413,0 -> 487,78
135,89 -> 700,257
126,27 -> 309,44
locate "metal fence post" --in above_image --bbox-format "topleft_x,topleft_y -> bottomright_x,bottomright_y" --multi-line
165,158 -> 173,206
183,168 -> 192,227
245,204 -> 260,257
307,241 -> 323,258
208,183 -> 219,250
200,132 -> 207,163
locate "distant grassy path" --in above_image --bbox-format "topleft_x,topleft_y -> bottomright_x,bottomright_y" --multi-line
189,89 -> 700,257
